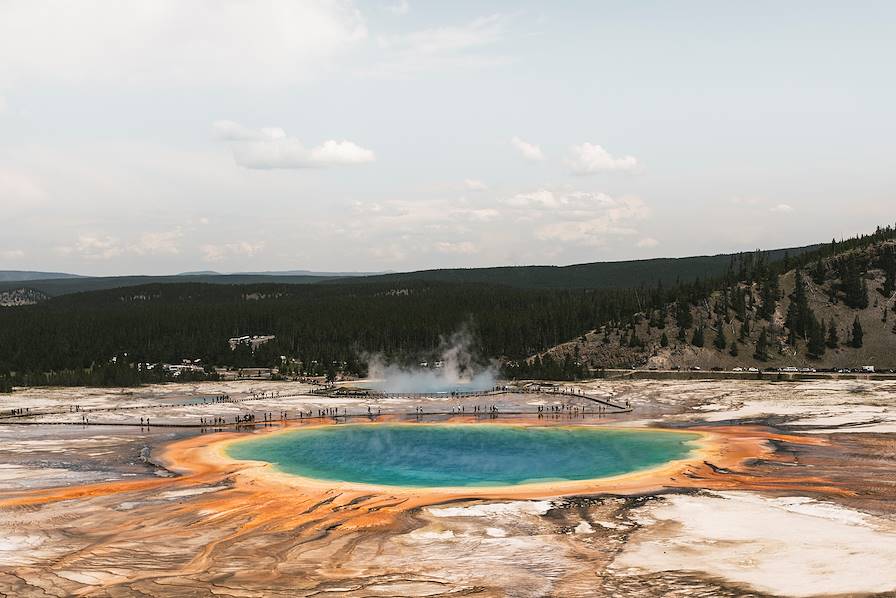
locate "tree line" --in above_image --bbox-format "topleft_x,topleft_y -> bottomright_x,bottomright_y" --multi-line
1,224 -> 894,388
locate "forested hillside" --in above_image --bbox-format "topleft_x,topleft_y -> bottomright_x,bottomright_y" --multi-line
0,243 -> 822,298
0,273 -> 330,298
0,280 -> 673,385
2,226 -> 893,387
343,245 -> 821,290
533,226 -> 896,375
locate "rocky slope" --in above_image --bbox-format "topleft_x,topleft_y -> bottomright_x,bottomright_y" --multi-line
540,240 -> 896,371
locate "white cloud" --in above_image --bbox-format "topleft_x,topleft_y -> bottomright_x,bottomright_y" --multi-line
214,121 -> 375,169
129,230 -> 183,256
0,249 -> 25,260
0,96 -> 6,113
385,0 -> 409,16
464,178 -> 488,191
53,230 -> 189,261
200,241 -> 265,263
212,121 -> 286,142
352,201 -> 384,215
66,234 -> 123,260
511,137 -> 545,161
637,237 -> 659,248
533,196 -> 650,246
310,140 -> 376,165
0,1 -> 367,87
368,14 -> 507,77
465,208 -> 499,222
342,187 -> 652,265
770,203 -> 795,213
503,189 -> 615,210
568,142 -> 638,174
435,241 -> 478,254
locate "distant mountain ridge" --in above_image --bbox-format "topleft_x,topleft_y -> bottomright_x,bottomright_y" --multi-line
341,244 -> 825,290
177,269 -> 392,277
0,270 -> 83,282
0,244 -> 824,297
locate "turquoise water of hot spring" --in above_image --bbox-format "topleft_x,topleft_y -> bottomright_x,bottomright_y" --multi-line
227,424 -> 700,488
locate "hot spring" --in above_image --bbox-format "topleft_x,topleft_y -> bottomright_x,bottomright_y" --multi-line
227,424 -> 700,488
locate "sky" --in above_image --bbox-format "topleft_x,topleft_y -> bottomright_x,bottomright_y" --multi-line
1,1 -> 894,276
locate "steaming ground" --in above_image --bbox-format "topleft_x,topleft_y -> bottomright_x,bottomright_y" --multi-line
366,363 -> 498,393
1,378 -> 896,596
365,328 -> 498,393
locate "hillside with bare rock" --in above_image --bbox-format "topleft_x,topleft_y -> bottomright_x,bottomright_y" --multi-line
530,233 -> 896,374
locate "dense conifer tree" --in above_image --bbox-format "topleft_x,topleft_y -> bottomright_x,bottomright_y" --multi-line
811,260 -> 826,285
691,326 -> 705,348
714,320 -> 727,351
826,319 -> 839,349
807,317 -> 826,358
676,299 -> 694,330
851,316 -> 864,348
754,328 -> 769,361
757,273 -> 779,321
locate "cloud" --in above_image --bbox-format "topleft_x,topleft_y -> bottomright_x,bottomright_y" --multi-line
343,187 -> 652,265
368,14 -> 507,77
511,137 -> 545,161
568,142 -> 638,174
56,230 -> 186,260
200,241 -> 265,263
637,237 -> 659,248
0,96 -> 6,113
61,234 -> 123,260
532,195 -> 650,246
212,121 -> 286,142
130,230 -> 183,256
464,178 -> 488,191
465,208 -> 499,222
503,189 -> 615,211
435,241 -> 478,254
310,140 -> 376,165
770,203 -> 795,213
0,1 -> 367,87
213,121 -> 374,169
0,249 -> 25,260
384,0 -> 409,15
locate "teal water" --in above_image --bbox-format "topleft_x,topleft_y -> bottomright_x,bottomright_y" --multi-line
227,424 -> 699,488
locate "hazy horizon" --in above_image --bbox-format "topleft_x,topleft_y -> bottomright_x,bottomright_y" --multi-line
1,235 -> 837,279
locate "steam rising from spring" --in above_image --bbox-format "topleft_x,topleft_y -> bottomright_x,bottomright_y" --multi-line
366,328 -> 498,393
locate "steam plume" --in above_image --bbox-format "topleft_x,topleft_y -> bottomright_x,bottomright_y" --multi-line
366,327 -> 497,393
